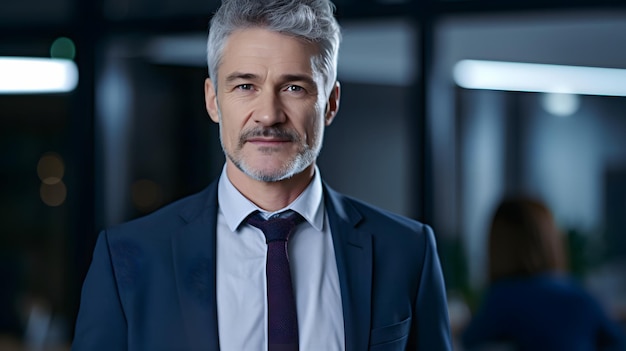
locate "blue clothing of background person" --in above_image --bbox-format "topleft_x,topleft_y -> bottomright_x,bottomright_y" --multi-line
462,273 -> 626,351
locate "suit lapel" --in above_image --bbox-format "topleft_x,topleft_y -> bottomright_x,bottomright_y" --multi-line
171,182 -> 220,351
323,184 -> 373,351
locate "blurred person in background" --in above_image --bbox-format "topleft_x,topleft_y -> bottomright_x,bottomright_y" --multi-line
462,197 -> 626,351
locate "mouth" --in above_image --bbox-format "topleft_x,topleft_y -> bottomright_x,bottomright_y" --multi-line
245,138 -> 293,151
247,136 -> 291,143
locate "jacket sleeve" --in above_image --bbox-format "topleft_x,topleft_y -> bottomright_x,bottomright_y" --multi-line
414,225 -> 453,351
72,231 -> 128,351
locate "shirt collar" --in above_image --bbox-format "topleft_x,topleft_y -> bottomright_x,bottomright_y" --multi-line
217,165 -> 325,232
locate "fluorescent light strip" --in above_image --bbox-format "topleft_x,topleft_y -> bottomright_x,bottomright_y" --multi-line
0,57 -> 79,94
453,59 -> 626,97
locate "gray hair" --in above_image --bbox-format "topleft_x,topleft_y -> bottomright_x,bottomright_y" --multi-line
207,0 -> 341,95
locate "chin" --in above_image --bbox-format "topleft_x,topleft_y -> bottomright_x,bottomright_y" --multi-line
245,161 -> 311,182
234,161 -> 290,182
246,170 -> 293,183
229,149 -> 316,182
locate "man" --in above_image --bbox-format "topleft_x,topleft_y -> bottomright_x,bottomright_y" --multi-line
72,0 -> 452,350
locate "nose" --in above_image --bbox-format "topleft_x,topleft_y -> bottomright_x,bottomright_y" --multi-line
253,90 -> 286,126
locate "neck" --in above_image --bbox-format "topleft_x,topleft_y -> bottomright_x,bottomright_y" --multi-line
226,162 -> 315,212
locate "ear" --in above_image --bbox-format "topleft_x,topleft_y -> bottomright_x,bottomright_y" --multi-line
324,81 -> 341,126
204,78 -> 219,123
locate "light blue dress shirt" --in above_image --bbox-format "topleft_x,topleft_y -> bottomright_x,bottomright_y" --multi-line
215,166 -> 345,351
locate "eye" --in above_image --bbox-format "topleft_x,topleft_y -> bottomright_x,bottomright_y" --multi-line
285,85 -> 304,93
236,84 -> 254,91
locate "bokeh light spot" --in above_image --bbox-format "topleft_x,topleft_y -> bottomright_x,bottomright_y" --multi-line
37,152 -> 65,185
541,92 -> 580,117
40,181 -> 67,207
50,37 -> 76,60
131,179 -> 163,212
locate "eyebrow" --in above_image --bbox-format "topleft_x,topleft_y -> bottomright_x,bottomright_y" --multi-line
280,74 -> 317,88
224,72 -> 316,88
224,72 -> 259,84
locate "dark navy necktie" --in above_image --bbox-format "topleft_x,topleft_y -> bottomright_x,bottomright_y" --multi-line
247,211 -> 303,351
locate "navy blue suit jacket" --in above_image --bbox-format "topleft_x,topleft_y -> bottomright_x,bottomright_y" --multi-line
72,179 -> 452,350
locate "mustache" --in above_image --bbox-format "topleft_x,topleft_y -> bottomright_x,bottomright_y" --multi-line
239,127 -> 300,144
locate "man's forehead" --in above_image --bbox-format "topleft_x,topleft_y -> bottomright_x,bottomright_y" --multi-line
221,28 -> 320,60
217,28 -> 320,80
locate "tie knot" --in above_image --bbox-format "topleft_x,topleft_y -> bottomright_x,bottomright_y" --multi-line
246,211 -> 304,243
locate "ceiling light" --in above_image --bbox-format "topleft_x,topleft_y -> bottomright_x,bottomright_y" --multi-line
0,57 -> 78,94
453,59 -> 626,97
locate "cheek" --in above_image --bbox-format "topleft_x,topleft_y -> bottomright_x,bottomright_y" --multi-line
218,105 -> 247,143
218,118 -> 239,148
310,103 -> 326,139
304,115 -> 325,145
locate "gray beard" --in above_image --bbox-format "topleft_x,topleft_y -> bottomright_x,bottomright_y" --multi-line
225,147 -> 317,182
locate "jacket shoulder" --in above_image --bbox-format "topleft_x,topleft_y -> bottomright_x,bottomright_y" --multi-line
105,180 -> 218,241
324,183 -> 432,239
